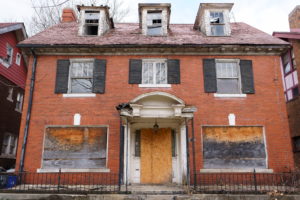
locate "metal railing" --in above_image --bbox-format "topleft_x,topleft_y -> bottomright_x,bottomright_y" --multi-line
0,171 -> 122,194
193,171 -> 300,194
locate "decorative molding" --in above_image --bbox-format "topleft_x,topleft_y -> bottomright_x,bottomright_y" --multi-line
37,168 -> 110,173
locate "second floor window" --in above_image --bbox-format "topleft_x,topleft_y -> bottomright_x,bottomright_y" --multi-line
69,61 -> 93,93
142,60 -> 167,85
216,61 -> 241,94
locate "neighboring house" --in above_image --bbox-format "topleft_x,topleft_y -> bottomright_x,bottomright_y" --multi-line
16,3 -> 294,185
273,5 -> 300,169
0,23 -> 27,169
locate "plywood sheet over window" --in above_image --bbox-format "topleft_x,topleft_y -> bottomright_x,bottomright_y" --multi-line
43,127 -> 107,169
203,126 -> 266,169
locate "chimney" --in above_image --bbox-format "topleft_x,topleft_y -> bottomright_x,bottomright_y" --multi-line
289,5 -> 300,32
62,8 -> 77,22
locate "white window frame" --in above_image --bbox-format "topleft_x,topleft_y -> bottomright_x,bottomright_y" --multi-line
1,133 -> 17,157
146,10 -> 163,36
67,58 -> 94,95
16,52 -> 21,66
15,92 -> 24,112
209,10 -> 226,36
0,43 -> 14,68
214,59 -> 246,98
7,87 -> 13,102
139,59 -> 171,88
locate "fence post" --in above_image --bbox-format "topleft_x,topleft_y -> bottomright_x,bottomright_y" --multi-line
57,168 -> 61,193
253,169 -> 257,193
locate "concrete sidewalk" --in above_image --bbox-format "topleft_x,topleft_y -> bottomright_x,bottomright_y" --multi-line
0,193 -> 300,200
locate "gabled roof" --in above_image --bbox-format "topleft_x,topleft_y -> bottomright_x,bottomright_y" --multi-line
0,23 -> 27,41
18,22 -> 287,48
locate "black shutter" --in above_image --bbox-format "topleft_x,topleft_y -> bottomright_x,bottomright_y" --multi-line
240,60 -> 255,94
203,59 -> 217,93
129,59 -> 142,84
93,59 -> 106,94
167,59 -> 180,84
55,59 -> 70,94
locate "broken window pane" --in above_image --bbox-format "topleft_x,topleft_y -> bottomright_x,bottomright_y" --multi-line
42,127 -> 108,169
210,12 -> 224,23
147,11 -> 162,36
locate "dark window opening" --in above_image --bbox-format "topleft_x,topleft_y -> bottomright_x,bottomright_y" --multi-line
171,130 -> 176,157
292,87 -> 299,97
153,19 -> 162,24
86,25 -> 98,35
293,136 -> 300,152
135,130 -> 141,157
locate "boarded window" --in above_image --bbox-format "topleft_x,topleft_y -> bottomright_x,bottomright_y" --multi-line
203,126 -> 266,169
42,127 -> 107,169
147,11 -> 162,36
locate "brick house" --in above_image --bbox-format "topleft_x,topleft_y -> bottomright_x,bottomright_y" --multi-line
16,3 -> 294,185
0,23 -> 27,169
273,5 -> 300,169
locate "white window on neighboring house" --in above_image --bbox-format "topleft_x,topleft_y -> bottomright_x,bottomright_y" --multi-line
216,60 -> 241,94
147,10 -> 163,36
69,60 -> 94,93
15,93 -> 24,112
210,11 -> 225,36
16,53 -> 21,66
7,87 -> 13,102
142,60 -> 168,86
1,133 -> 17,157
0,43 -> 13,67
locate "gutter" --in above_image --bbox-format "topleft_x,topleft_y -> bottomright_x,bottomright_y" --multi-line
19,49 -> 37,172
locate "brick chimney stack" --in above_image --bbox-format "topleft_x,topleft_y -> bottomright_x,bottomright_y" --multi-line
289,5 -> 300,32
61,8 -> 77,22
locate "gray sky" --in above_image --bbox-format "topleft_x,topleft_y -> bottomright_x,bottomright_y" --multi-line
0,0 -> 299,35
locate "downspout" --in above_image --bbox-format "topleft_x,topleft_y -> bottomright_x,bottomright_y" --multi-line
19,49 -> 37,172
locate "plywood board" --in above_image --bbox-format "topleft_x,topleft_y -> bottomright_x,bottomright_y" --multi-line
203,126 -> 266,169
43,127 -> 107,169
140,128 -> 172,184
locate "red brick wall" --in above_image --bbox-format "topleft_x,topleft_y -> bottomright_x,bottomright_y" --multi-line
15,54 -> 295,173
0,32 -> 27,88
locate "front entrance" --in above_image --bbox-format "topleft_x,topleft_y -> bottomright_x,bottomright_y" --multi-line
140,128 -> 172,184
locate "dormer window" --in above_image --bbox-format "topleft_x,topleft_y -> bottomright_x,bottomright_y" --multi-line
77,5 -> 114,36
210,11 -> 225,36
147,10 -> 162,36
193,3 -> 233,37
84,10 -> 100,35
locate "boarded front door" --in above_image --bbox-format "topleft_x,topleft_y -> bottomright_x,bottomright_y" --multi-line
140,128 -> 172,184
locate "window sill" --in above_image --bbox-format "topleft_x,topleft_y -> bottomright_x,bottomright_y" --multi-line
138,84 -> 171,88
6,97 -> 13,102
214,93 -> 247,98
63,93 -> 96,98
200,169 -> 273,173
15,108 -> 22,113
0,60 -> 11,68
37,168 -> 110,173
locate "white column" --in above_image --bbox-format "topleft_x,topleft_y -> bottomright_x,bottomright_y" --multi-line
180,124 -> 187,184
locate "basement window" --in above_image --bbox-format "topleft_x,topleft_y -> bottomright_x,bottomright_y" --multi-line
210,11 -> 225,36
84,10 -> 100,36
147,10 -> 162,36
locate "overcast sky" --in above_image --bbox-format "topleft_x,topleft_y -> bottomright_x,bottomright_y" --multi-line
0,0 -> 299,35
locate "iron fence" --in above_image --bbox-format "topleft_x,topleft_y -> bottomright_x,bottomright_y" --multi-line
0,171 -> 122,194
193,171 -> 300,194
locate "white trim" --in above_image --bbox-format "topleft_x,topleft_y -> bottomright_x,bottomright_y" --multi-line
138,84 -> 171,88
214,93 -> 247,98
200,169 -> 273,173
63,93 -> 96,98
37,168 -> 110,173
130,91 -> 185,104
